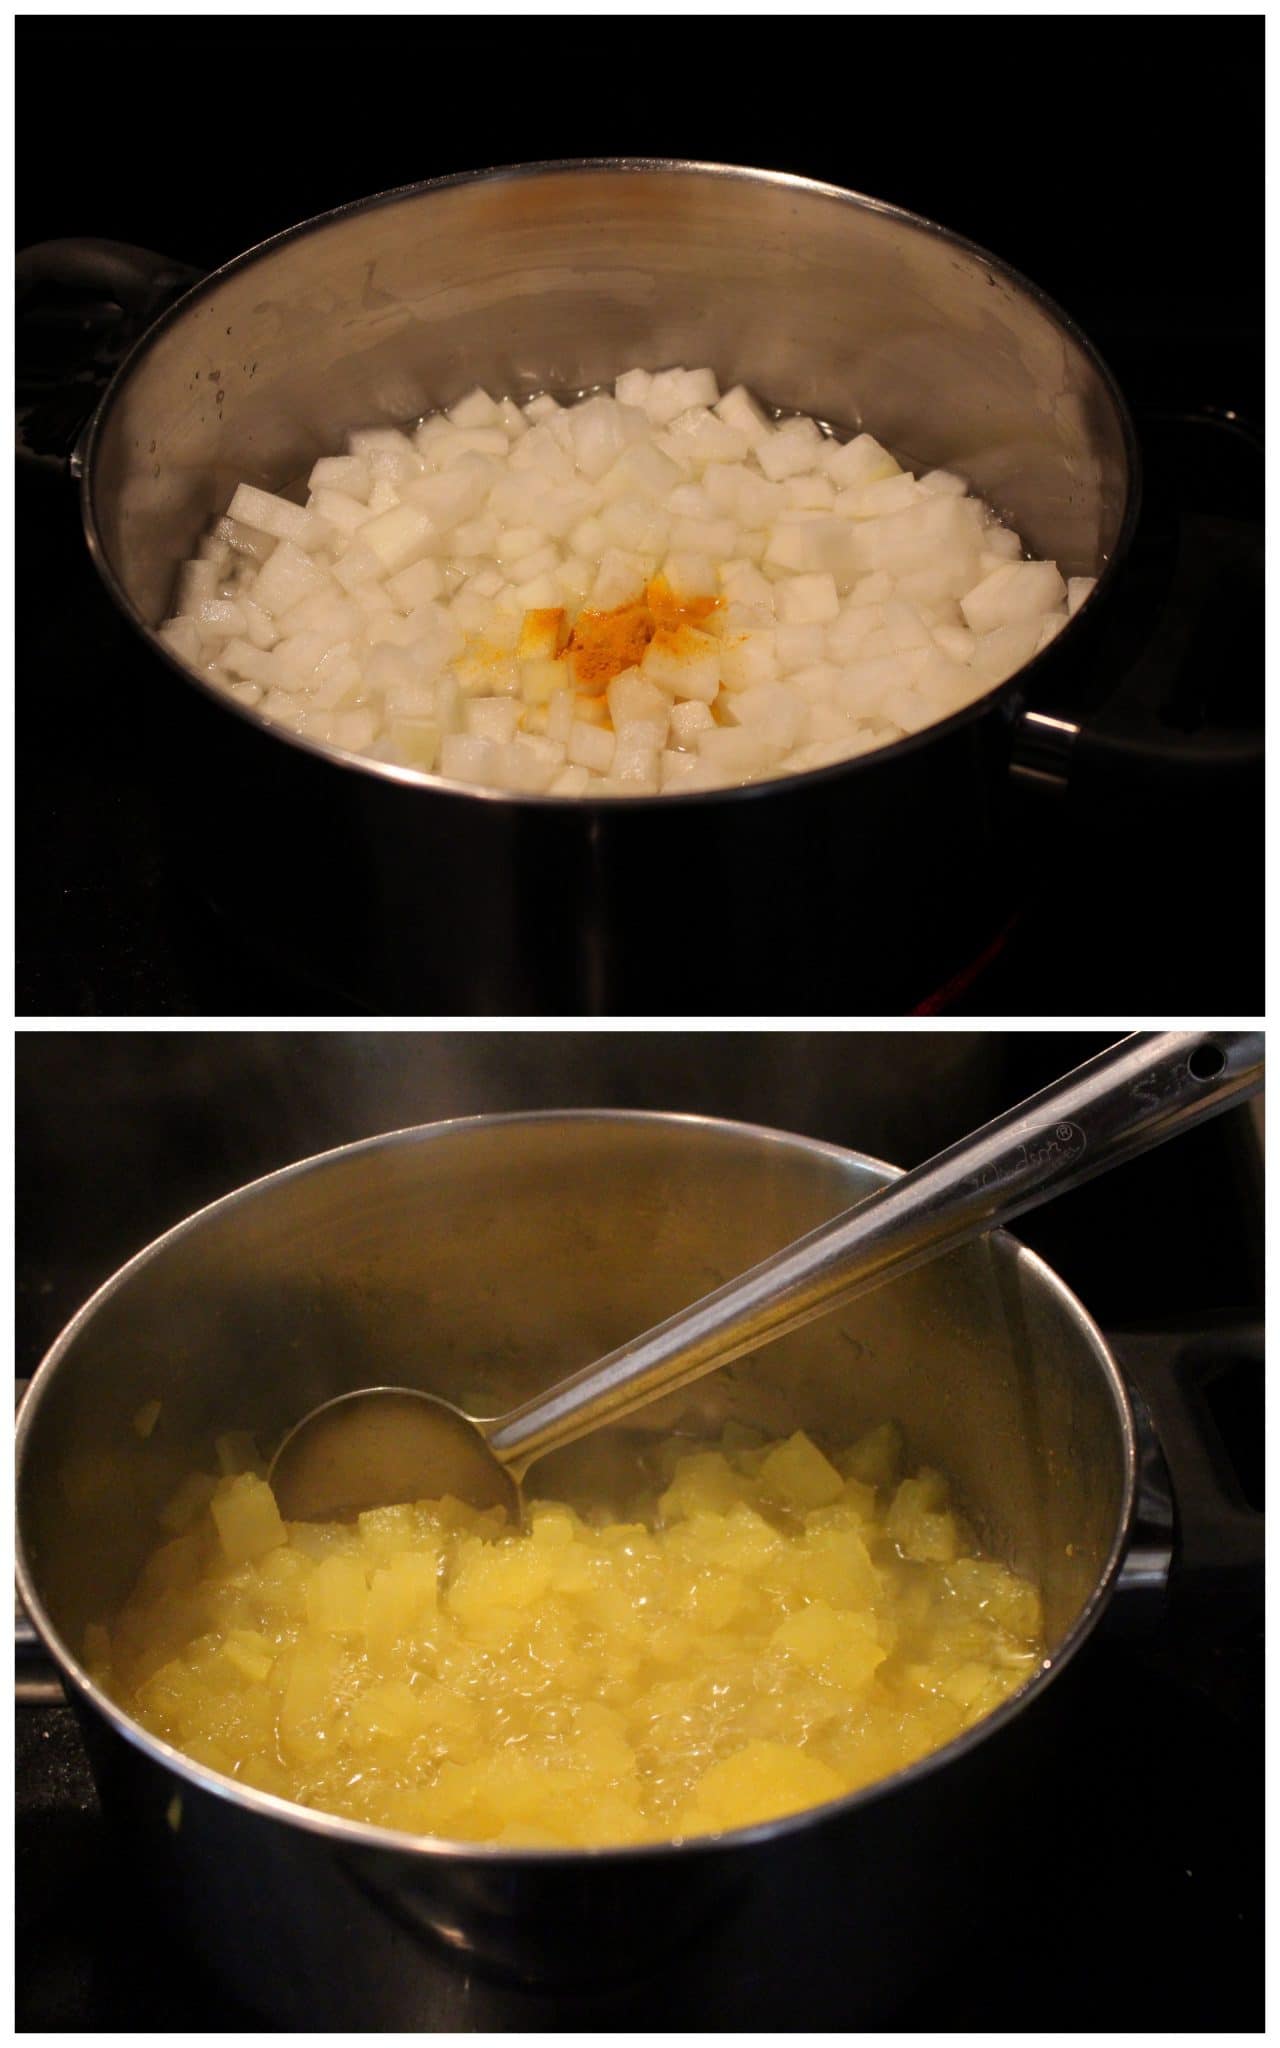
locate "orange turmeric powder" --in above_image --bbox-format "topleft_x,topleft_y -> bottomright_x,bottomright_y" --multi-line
568,578 -> 720,693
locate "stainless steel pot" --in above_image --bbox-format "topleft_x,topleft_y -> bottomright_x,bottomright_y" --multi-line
17,1110 -> 1137,2025
20,160 -> 1141,1011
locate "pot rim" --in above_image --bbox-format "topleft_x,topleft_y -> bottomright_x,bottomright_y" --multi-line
80,156 -> 1142,807
16,1106 -> 1139,1867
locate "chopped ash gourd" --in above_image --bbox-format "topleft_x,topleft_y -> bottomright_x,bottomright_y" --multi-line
160,370 -> 1096,795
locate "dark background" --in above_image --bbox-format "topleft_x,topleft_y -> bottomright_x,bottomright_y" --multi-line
16,14 -> 1264,1016
16,1031 -> 1264,2027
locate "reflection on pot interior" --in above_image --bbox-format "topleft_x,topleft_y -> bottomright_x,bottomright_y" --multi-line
94,1420 -> 1044,1846
159,369 -> 1094,794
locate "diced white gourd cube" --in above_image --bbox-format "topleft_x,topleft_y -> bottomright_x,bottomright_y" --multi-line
569,395 -> 646,481
764,520 -> 849,578
549,763 -> 592,795
197,535 -> 232,573
615,367 -> 653,409
610,732 -> 661,790
387,717 -> 441,768
546,688 -> 576,744
661,552 -> 718,600
354,504 -> 438,577
714,384 -> 773,444
640,627 -> 720,703
823,433 -> 901,490
960,560 -> 1068,634
671,517 -> 739,556
253,541 -> 331,616
645,368 -> 694,425
669,700 -> 716,748
660,747 -> 700,788
933,623 -> 978,664
1067,576 -> 1097,616
786,662 -> 844,703
776,574 -> 840,625
400,455 -> 494,532
495,524 -> 550,565
331,542 -> 383,592
835,649 -> 929,719
386,558 -> 444,611
498,735 -> 564,792
677,367 -> 720,409
567,720 -> 616,774
967,617 -> 1046,684
440,734 -> 503,785
158,616 -> 201,664
175,559 -> 217,614
774,622 -> 828,671
786,473 -> 837,511
696,725 -> 784,779
665,409 -> 749,467
719,561 -> 775,610
981,525 -> 1024,561
836,474 -> 922,519
309,488 -> 373,537
615,714 -> 668,753
729,683 -> 802,752
878,686 -> 937,734
756,423 -> 824,481
607,667 -> 671,728
448,387 -> 500,429
825,608 -> 881,662
591,549 -> 650,609
227,483 -> 325,549
463,697 -> 522,743
221,638 -> 281,687
520,658 -> 570,705
512,571 -> 562,609
918,468 -> 968,498
196,599 -> 246,641
213,516 -> 276,563
309,455 -> 372,499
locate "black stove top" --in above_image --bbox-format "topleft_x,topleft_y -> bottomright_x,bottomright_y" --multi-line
16,1032 -> 1263,2029
16,18 -> 1263,1018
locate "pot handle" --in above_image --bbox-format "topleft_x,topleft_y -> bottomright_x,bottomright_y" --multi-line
1110,1323 -> 1264,1642
16,237 -> 203,475
1012,405 -> 1263,793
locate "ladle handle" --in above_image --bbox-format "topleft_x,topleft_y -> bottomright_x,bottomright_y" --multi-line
488,1032 -> 1263,1473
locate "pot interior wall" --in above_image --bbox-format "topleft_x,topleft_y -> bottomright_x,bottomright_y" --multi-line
20,1115 -> 1130,1667
93,164 -> 1130,626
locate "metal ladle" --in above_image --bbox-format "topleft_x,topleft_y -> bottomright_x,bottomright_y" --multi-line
270,1031 -> 1263,1522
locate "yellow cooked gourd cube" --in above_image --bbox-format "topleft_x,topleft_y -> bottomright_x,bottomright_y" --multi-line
211,1473 -> 287,1564
356,1503 -> 422,1561
366,1551 -> 439,1655
221,1628 -> 276,1684
839,1420 -> 904,1492
658,1450 -> 752,1522
348,1679 -> 426,1744
945,1558 -> 1043,1638
790,1524 -> 881,1609
278,1640 -> 352,1763
306,1554 -> 371,1634
886,1473 -> 959,1563
772,1600 -> 886,1692
757,1432 -> 844,1511
447,1540 -> 555,1623
683,1740 -> 847,1830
